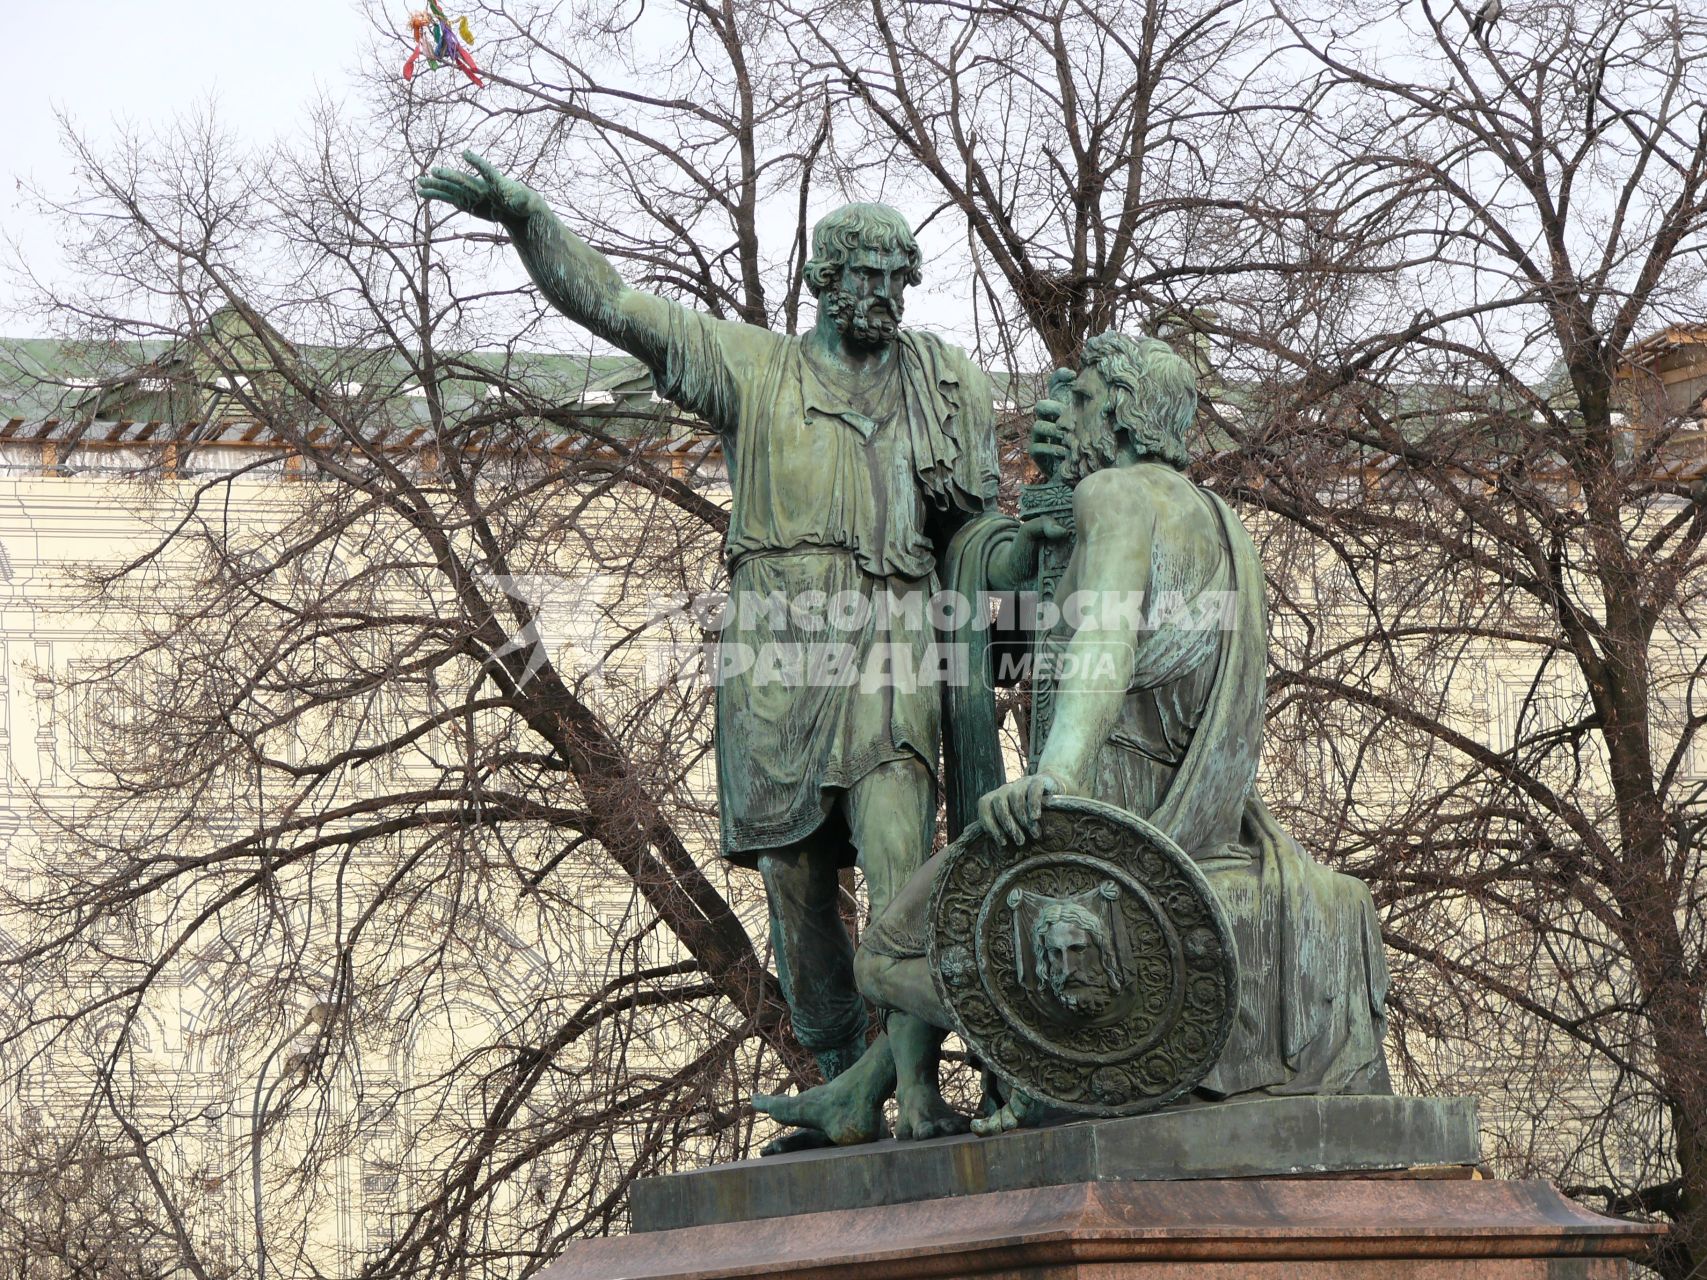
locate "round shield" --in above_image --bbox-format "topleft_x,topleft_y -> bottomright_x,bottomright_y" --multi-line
928,795 -> 1237,1116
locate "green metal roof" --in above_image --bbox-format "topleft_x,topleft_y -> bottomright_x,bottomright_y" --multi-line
0,333 -> 674,439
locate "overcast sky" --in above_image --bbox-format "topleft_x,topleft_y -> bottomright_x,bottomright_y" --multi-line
0,0 -> 987,351
2,0 -> 376,334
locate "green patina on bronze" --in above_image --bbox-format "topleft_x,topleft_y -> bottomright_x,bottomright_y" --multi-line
419,156 -> 1390,1149
756,332 -> 1392,1143
419,155 -> 1061,1144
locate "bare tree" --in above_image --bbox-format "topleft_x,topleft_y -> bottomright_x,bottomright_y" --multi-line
0,58 -> 827,1276
3,0 -> 1705,1276
0,1109 -> 215,1280
787,0 -> 1281,367
1196,5 -> 1706,1274
804,0 -> 1707,1272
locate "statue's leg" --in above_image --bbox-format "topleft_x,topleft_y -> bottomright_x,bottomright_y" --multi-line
752,829 -> 889,1151
751,1034 -> 896,1147
846,760 -> 970,1142
757,837 -> 867,1076
854,853 -> 951,1026
884,1012 -> 969,1140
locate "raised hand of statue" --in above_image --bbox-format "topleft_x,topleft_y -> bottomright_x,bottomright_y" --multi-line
415,152 -> 641,356
1029,367 -> 1077,480
416,150 -> 546,230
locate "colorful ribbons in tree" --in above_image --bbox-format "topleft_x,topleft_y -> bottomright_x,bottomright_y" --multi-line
403,2 -> 483,88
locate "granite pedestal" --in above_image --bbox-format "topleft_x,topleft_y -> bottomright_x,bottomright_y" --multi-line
634,1094 -> 1479,1231
540,1097 -> 1663,1280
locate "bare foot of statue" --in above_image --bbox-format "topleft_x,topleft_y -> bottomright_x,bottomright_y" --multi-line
758,1127 -> 836,1156
970,1086 -> 1045,1136
751,1035 -> 897,1148
894,1084 -> 971,1141
755,1039 -> 874,1155
888,1013 -> 970,1141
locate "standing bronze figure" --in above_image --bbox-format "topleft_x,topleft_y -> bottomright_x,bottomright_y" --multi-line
420,156 -> 1059,1144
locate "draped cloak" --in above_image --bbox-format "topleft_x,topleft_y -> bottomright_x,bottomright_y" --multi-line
647,302 -> 998,861
928,478 -> 1391,1097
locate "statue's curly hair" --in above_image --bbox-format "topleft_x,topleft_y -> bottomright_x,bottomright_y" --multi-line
803,203 -> 923,298
1032,900 -> 1109,949
1065,331 -> 1199,476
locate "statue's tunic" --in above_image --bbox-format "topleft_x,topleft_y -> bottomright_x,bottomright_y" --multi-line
650,303 -> 997,861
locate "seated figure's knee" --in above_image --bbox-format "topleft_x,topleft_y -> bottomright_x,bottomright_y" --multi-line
854,945 -> 894,1007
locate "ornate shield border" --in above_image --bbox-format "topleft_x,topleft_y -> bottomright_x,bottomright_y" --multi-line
928,795 -> 1238,1116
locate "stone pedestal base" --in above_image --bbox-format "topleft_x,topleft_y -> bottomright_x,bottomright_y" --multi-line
539,1178 -> 1660,1280
634,1096 -> 1479,1231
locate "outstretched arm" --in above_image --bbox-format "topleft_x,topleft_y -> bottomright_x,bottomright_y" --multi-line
418,151 -> 678,375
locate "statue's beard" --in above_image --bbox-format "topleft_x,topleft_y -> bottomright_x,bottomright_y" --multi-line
1046,972 -> 1114,1018
1059,422 -> 1115,485
825,289 -> 902,350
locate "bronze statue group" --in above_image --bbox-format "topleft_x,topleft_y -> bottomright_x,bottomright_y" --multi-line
420,155 -> 1391,1150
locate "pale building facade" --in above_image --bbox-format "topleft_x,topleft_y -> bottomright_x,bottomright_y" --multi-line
0,327 -> 1702,1267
